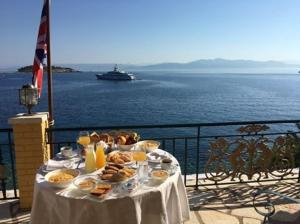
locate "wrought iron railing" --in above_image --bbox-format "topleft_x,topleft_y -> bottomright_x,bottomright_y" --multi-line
0,128 -> 18,200
46,119 -> 300,189
1,119 -> 299,200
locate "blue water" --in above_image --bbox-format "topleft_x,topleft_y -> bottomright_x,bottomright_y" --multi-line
1,71 -> 300,128
1,71 -> 300,183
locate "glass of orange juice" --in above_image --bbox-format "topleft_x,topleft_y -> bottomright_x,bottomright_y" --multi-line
77,131 -> 90,157
77,131 -> 90,146
133,150 -> 147,162
133,145 -> 148,183
95,141 -> 106,169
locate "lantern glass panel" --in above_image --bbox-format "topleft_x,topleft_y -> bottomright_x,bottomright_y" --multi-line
19,86 -> 38,106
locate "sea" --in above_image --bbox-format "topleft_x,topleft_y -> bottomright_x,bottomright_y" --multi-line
2,71 -> 300,127
1,71 -> 300,178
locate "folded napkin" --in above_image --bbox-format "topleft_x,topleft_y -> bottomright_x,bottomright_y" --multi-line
46,159 -> 72,171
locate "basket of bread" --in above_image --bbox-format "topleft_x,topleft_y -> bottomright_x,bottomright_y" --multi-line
88,131 -> 140,151
114,131 -> 140,151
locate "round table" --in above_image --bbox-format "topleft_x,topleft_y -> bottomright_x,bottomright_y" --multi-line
30,149 -> 190,224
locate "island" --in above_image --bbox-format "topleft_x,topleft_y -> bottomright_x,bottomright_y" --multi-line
17,65 -> 79,73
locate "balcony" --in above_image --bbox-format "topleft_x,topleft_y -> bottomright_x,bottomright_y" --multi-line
0,119 -> 299,223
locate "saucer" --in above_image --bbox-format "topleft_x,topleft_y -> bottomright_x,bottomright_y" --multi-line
56,151 -> 78,159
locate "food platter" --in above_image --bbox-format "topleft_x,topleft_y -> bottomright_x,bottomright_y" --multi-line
106,150 -> 134,165
99,164 -> 137,184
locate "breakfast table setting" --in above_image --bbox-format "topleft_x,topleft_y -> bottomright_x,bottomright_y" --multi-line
30,131 -> 190,224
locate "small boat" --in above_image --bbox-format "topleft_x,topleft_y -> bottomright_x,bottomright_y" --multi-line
96,65 -> 136,81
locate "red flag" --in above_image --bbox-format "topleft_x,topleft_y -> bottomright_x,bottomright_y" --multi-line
32,0 -> 48,98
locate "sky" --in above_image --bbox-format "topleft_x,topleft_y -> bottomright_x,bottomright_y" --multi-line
1,0 -> 300,67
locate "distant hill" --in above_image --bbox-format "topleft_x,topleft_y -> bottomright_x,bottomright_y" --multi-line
138,58 -> 294,70
60,59 -> 299,72
18,65 -> 79,73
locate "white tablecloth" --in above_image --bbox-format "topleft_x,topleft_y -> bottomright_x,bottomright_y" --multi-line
30,150 -> 190,224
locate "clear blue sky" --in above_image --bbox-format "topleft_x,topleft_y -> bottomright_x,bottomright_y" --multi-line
1,0 -> 300,67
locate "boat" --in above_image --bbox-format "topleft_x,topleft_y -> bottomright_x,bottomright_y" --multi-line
96,65 -> 136,81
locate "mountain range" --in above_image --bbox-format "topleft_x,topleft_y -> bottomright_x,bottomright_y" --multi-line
1,58 -> 299,73
61,58 -> 299,72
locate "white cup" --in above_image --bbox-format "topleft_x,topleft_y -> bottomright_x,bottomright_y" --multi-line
61,146 -> 73,157
161,158 -> 172,170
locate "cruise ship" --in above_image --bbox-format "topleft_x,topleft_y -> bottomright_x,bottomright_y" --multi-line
96,65 -> 136,81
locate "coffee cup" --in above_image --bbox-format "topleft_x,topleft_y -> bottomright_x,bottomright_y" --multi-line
61,146 -> 73,157
161,158 -> 172,170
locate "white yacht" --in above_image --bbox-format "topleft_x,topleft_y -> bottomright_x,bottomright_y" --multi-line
96,65 -> 136,81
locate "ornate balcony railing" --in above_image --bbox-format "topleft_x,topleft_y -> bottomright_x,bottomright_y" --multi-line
1,119 -> 300,200
46,119 -> 300,189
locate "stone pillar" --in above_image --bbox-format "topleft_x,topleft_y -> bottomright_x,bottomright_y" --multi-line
8,112 -> 50,209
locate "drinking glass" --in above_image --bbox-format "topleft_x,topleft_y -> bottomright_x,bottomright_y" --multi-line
137,161 -> 149,183
132,145 -> 147,162
77,131 -> 90,147
77,131 -> 90,159
133,145 -> 148,183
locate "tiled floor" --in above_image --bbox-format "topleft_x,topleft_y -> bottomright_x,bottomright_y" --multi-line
1,180 -> 300,224
185,180 -> 300,224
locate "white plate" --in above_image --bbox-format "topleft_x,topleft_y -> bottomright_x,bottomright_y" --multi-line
106,150 -> 134,166
73,175 -> 98,193
99,172 -> 137,184
147,151 -> 169,164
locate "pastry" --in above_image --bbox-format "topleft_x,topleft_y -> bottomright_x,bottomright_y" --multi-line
105,165 -> 119,172
90,183 -> 112,197
103,169 -> 118,175
100,164 -> 136,182
106,151 -> 133,164
90,188 -> 106,196
109,163 -> 124,169
101,174 -> 113,180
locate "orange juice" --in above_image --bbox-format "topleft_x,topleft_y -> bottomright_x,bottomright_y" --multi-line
133,151 -> 147,162
78,136 -> 90,146
96,141 -> 106,169
85,145 -> 96,173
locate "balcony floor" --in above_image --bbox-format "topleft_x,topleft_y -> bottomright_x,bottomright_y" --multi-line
1,179 -> 300,224
186,179 -> 300,224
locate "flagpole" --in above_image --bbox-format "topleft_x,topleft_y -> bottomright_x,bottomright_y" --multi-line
46,0 -> 54,157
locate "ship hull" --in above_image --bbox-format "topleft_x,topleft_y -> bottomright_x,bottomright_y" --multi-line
96,74 -> 135,81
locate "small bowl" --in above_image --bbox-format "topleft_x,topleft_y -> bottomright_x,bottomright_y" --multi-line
45,169 -> 80,188
151,170 -> 169,183
73,175 -> 98,193
137,140 -> 160,153
118,143 -> 136,151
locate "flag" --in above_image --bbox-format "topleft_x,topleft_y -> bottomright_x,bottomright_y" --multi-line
32,0 -> 48,98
